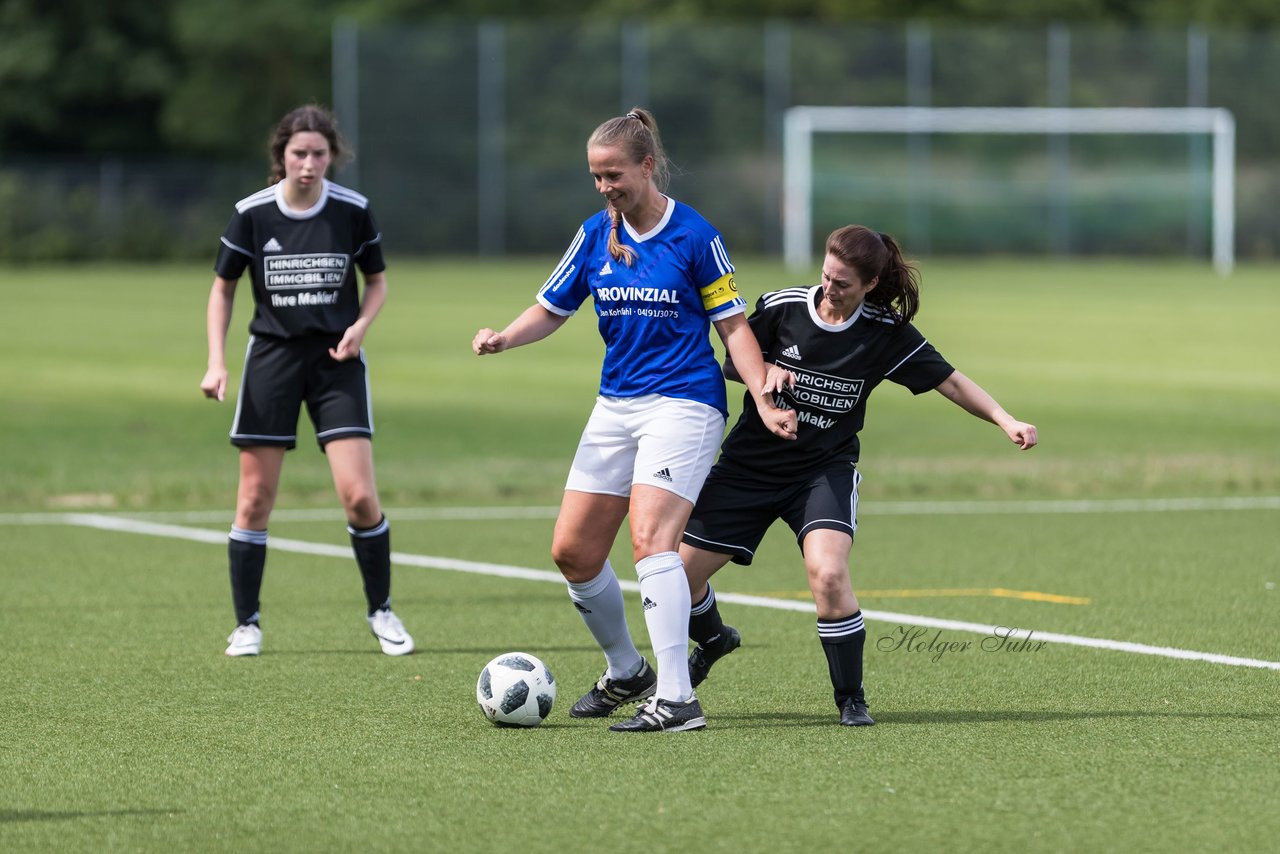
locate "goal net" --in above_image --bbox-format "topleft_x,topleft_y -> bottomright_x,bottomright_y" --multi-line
782,106 -> 1235,275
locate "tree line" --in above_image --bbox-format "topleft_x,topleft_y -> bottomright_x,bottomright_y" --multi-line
3,0 -> 1275,159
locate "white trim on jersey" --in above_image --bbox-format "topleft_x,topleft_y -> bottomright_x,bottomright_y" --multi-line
883,339 -> 931,377
220,236 -> 255,259
862,302 -> 899,324
806,285 -> 864,332
761,287 -> 812,308
709,235 -> 735,276
274,181 -> 330,220
327,182 -> 370,209
623,196 -> 675,242
234,186 -> 276,214
536,226 -> 586,314
352,233 -> 383,259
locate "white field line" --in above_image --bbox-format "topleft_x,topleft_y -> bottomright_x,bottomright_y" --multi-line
48,513 -> 1280,672
5,495 -> 1279,525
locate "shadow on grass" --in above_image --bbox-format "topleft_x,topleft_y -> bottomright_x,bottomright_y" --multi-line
712,709 -> 1280,728
247,644 -> 600,657
0,808 -> 178,824
878,709 -> 1280,725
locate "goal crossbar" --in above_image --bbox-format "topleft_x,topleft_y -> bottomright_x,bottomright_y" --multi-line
783,106 -> 1236,275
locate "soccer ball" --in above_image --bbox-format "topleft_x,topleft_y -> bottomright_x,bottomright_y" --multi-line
476,652 -> 556,727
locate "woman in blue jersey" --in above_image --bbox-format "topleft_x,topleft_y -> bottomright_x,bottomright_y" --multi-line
473,107 -> 797,733
202,104 -> 413,658
679,225 -> 1038,727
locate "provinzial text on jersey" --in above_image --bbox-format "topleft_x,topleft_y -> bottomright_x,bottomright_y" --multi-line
265,254 -> 349,289
595,286 -> 680,304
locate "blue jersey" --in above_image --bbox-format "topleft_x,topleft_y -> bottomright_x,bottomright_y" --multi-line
537,198 -> 745,417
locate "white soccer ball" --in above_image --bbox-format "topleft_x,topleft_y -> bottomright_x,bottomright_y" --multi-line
476,652 -> 556,727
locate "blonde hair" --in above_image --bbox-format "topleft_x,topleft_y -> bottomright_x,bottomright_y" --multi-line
587,107 -> 668,266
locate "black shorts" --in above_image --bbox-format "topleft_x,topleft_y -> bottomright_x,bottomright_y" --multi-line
230,334 -> 373,451
682,462 -> 861,566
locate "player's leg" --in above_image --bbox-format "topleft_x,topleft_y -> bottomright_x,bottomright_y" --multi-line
680,544 -> 739,688
556,398 -> 650,703
608,397 -> 722,733
225,445 -> 286,656
681,469 -> 783,687
325,435 -> 413,655
795,467 -> 873,726
554,489 -> 654,716
223,335 -> 304,656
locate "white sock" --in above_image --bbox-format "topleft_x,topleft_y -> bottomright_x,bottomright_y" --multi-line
566,560 -> 643,680
636,551 -> 693,703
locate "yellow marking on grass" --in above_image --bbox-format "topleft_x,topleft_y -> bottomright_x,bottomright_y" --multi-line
761,588 -> 1091,605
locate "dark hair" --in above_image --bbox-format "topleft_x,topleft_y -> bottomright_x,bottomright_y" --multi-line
586,107 -> 669,266
824,225 -> 920,325
267,104 -> 350,185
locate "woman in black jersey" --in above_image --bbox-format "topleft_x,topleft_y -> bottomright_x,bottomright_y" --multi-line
201,104 -> 413,658
679,225 -> 1037,726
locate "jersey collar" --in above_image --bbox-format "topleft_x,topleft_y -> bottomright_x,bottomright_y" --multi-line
274,179 -> 331,220
622,196 -> 675,243
807,285 -> 864,332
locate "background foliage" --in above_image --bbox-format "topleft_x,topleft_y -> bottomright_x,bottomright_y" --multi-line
4,0 -> 1279,160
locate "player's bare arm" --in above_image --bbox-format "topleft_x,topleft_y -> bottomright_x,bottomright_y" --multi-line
201,276 -> 238,402
723,356 -> 795,395
473,304 -> 569,355
714,313 -> 798,440
934,370 -> 1038,450
330,272 -> 387,362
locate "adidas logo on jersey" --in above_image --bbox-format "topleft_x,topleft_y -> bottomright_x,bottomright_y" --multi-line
642,597 -> 657,611
652,467 -> 673,482
599,261 -> 613,276
781,344 -> 802,360
263,237 -> 283,252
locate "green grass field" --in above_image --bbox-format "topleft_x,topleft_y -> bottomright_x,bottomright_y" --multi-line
1,259 -> 1277,852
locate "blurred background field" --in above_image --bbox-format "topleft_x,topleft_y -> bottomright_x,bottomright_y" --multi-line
2,258 -> 1276,512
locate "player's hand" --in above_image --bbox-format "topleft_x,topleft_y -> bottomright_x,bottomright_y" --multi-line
329,325 -> 366,361
758,402 -> 798,441
1005,420 -> 1038,450
200,367 -> 227,402
473,328 -> 507,355
762,364 -> 796,395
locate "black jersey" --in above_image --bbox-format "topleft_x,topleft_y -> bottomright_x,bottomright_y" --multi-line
717,285 -> 954,482
214,179 -> 386,339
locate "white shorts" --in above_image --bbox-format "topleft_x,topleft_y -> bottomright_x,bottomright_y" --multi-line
565,395 -> 726,502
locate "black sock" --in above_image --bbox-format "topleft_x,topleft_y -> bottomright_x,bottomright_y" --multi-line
689,585 -> 725,646
228,527 -> 267,625
349,516 -> 391,615
818,610 -> 867,708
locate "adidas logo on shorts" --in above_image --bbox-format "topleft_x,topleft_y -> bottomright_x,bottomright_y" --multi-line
652,467 -> 673,482
781,344 -> 801,360
643,597 -> 657,611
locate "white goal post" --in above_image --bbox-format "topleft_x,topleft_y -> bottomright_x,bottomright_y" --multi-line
782,106 -> 1236,275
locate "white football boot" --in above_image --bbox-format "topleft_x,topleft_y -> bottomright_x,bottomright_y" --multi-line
225,623 -> 262,657
368,608 -> 415,656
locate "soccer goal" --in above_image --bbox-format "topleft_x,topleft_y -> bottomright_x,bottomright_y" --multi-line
782,106 -> 1236,275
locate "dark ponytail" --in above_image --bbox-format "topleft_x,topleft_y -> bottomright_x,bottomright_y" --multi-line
824,225 -> 920,325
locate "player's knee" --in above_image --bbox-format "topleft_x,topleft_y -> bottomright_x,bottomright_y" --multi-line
550,542 -> 602,584
808,566 -> 849,602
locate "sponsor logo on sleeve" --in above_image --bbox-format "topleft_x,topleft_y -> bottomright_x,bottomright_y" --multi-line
700,273 -> 740,311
